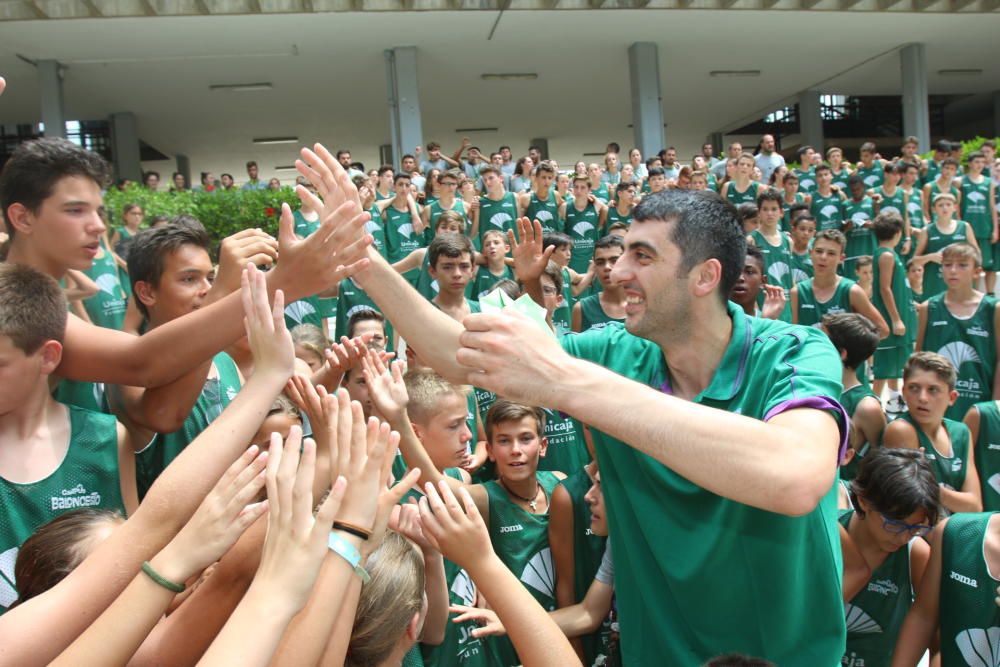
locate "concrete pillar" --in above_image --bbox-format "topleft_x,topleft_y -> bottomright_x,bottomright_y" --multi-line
38,60 -> 66,139
900,44 -> 930,153
385,47 -> 423,170
530,138 -> 550,160
709,132 -> 724,157
109,112 -> 142,183
628,42 -> 664,160
797,91 -> 825,154
175,154 -> 191,190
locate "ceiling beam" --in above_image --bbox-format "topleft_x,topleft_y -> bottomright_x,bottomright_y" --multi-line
140,0 -> 157,14
761,0 -> 781,7
800,0 -> 822,6
589,0 -> 608,6
80,0 -> 103,16
720,0 -> 739,6
912,0 -> 937,8
839,0 -> 863,7
676,0 -> 693,8
194,0 -> 210,13
301,0 -> 314,9
248,0 -> 262,11
876,0 -> 903,8
985,0 -> 1000,9
25,0 -> 47,18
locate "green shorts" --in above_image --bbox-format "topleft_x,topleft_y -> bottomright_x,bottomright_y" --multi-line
874,344 -> 908,380
978,236 -> 995,271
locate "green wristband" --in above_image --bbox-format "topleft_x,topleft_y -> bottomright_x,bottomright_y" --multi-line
141,561 -> 186,593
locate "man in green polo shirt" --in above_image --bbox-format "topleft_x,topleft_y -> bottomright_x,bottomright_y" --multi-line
300,152 -> 849,667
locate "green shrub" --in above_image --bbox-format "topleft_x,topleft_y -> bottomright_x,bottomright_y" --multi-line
919,136 -> 999,166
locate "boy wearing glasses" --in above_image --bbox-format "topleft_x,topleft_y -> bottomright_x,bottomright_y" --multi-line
883,352 -> 983,515
422,169 -> 474,243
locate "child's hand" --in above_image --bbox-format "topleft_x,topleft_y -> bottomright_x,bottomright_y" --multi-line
449,605 -> 505,638
241,264 -> 295,381
418,481 -> 494,572
361,352 -> 409,424
509,217 -> 554,284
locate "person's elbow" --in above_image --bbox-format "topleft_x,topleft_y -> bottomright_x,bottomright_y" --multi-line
774,445 -> 839,516
421,623 -> 446,646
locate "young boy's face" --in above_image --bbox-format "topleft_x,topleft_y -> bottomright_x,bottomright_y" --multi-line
487,415 -> 547,480
884,169 -> 900,187
849,181 -> 866,199
394,178 -> 411,196
429,251 -> 473,296
593,246 -> 622,288
141,244 -> 214,325
783,176 -> 799,193
860,150 -> 874,164
352,319 -> 387,351
855,264 -> 873,285
539,273 -> 560,319
294,344 -> 324,372
759,200 -> 782,226
810,239 -> 843,273
941,164 -> 958,180
549,243 -> 571,268
902,368 -> 957,426
741,216 -> 759,235
343,370 -> 373,418
584,467 -> 608,537
729,256 -> 764,307
252,412 -> 301,448
435,220 -> 464,236
907,263 -> 924,287
791,220 -> 816,246
690,176 -> 707,191
969,157 -> 985,174
412,392 -> 472,470
903,168 -> 918,187
535,171 -> 555,190
572,181 -> 591,199
942,253 -> 978,289
816,170 -> 832,188
0,334 -> 61,413
482,234 -> 508,261
648,174 -> 666,192
934,198 -> 956,219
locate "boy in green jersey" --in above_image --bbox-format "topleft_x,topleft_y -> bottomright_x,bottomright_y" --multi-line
80,236 -> 128,331
779,171 -> 808,233
377,173 -> 426,283
791,229 -> 889,337
922,158 -> 962,222
729,245 -> 767,318
900,162 -> 926,260
912,193 -> 980,298
565,176 -> 608,275
883,352 -> 983,514
572,235 -> 626,333
606,182 -> 636,229
959,151 -> 999,292
748,190 -> 793,321
856,256 -> 875,299
843,175 -> 880,279
915,242 -> 998,423
471,231 -> 515,300
789,211 -> 816,283
356,177 -> 389,259
518,162 -> 565,235
428,234 -> 480,322
0,264 -> 137,611
422,169 -> 473,244
856,142 -> 888,190
907,259 -> 925,305
374,164 -> 395,201
827,146 -> 853,192
870,212 -> 913,402
477,166 -> 521,250
721,154 -> 760,207
811,164 -> 848,232
965,398 -> 1000,511
822,313 -> 886,482
793,145 -> 818,195
390,212 -> 468,301
303,151 -> 854,665
840,448 -> 937,667
645,166 -> 668,195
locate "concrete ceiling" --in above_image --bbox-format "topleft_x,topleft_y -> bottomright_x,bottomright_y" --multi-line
1,8 -> 998,182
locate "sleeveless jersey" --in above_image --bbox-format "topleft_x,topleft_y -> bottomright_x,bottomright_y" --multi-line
903,186 -> 925,231
383,204 -> 424,264
839,384 -> 882,481
842,196 -> 877,269
606,205 -> 633,229
794,167 -> 817,194
365,205 -> 388,259
292,209 -> 320,238
780,192 -> 805,233
426,198 -> 469,244
794,276 -> 856,328
839,510 -> 914,667
831,168 -> 852,192
972,401 -> 1000,511
471,265 -> 515,300
284,294 -> 333,331
53,378 -> 109,414
922,160 -> 941,187
484,471 -> 561,667
876,186 -> 907,223
557,470 -> 612,666
811,191 -> 846,231
725,181 -> 759,207
565,202 -> 601,275
577,294 -> 624,332
524,191 -> 562,234
0,405 -> 126,611
591,183 -> 611,204
114,225 -> 137,259
749,229 -> 793,321
790,250 -> 814,284
552,267 -> 573,337
420,556 -> 490,667
333,278 -> 394,351
939,512 -> 1000,667
921,220 -> 971,298
922,293 -> 996,421
538,408 -> 589,475
961,175 -> 994,239
899,413 -> 970,495
478,192 -> 518,247
872,246 -> 913,349
857,162 -> 885,189
135,352 -> 241,497
82,240 -> 127,330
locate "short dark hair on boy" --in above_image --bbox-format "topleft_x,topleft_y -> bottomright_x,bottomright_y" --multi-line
744,244 -> 764,269
755,189 -> 783,209
903,351 -> 957,390
346,308 -> 385,339
791,212 -> 816,228
428,233 -> 474,269
0,263 -> 68,352
822,313 -> 879,370
594,234 -> 624,252
128,218 -> 211,318
543,232 -> 573,251
941,241 -> 982,268
0,138 -> 110,238
850,447 -> 940,526
814,229 -> 847,250
485,399 -> 545,440
647,167 -> 666,179
872,211 -> 904,241
736,203 -> 758,223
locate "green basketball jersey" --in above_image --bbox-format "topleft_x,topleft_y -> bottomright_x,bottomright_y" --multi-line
876,186 -> 907,223
857,162 -> 885,189
812,192 -> 846,232
922,293 -> 996,421
561,306 -> 847,666
939,512 -> 1000,667
383,204 -> 424,263
872,246 -> 912,349
470,265 -> 515,301
420,556 -> 489,667
426,198 -> 469,244
923,160 -> 941,187
780,192 -> 805,233
839,384 -> 882,481
903,186 -> 925,231
552,267 -> 573,337
749,229 -> 794,321
333,278 -> 395,351
284,294 -> 332,331
794,167 -> 817,195
53,378 -> 109,414
81,240 -> 127,330
842,196 -> 877,268
606,204 -> 633,229
790,250 -> 814,284
135,352 -> 242,497
0,405 -> 126,611
557,470 -> 611,667
831,168 -> 852,192
292,209 -> 320,238
920,221 -> 970,298
591,183 -> 610,204
961,175 -> 994,239
839,510 -> 914,667
565,201 -> 601,275
577,294 -> 624,333
725,181 -> 759,207
899,412 -> 971,494
794,276 -> 856,328
972,401 -> 1000,511
365,205 -> 388,259
478,192 -> 518,247
524,191 -> 562,234
484,471 -> 561,667
538,408 -> 589,475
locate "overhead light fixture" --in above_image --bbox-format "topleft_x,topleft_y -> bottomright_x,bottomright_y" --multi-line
455,127 -> 499,133
274,165 -> 299,171
253,137 -> 299,145
938,68 -> 982,76
209,82 -> 273,92
709,70 -> 761,78
481,73 -> 538,81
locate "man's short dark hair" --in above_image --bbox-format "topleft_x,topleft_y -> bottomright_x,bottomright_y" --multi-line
0,138 -> 109,238
647,167 -> 666,179
128,218 -> 211,318
0,263 -> 68,352
377,165 -> 394,177
246,160 -> 257,169
336,150 -> 350,160
744,244 -> 764,270
632,190 -> 746,303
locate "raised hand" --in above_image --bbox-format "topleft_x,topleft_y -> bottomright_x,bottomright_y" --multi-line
417,482 -> 494,572
449,605 -> 505,638
509,217 -> 554,283
285,374 -> 339,474
391,501 -> 435,553
241,264 -> 295,381
210,229 -> 279,299
361,351 -> 409,424
760,284 -> 787,321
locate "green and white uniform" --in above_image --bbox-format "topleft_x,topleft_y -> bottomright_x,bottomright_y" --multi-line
478,192 -> 518,249
577,294 -> 624,333
524,191 -> 562,234
749,229 -> 793,322
82,240 -> 128,330
872,246 -> 914,380
839,384 -> 882,481
471,265 -> 515,301
0,406 -> 126,611
790,249 -> 814,284
794,276 -> 856,328
293,209 -> 320,238
831,168 -> 852,192
922,293 -> 996,421
961,175 -> 995,270
606,205 -> 633,229
484,472 -> 561,667
334,278 -> 395,351
920,220 -> 971,298
383,204 -> 425,283
561,306 -> 848,665
794,167 -> 817,195
971,400 -> 1000,511
899,413 -> 970,496
811,192 -> 846,232
939,512 -> 1000,667
591,182 -> 611,204
780,192 -> 806,233
857,162 -> 885,189
839,510 -> 915,667
365,205 -> 388,259
565,201 -> 602,275
425,198 -> 469,244
284,294 -> 335,332
876,186 -> 907,224
842,196 -> 877,278
135,352 -> 241,498
420,557 -> 489,667
552,267 -> 573,337
725,181 -> 759,207
538,408 -> 589,475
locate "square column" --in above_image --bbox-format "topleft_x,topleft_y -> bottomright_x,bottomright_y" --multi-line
628,43 -> 664,161
797,91 -> 824,153
385,47 -> 423,170
900,44 -> 930,152
38,60 -> 66,139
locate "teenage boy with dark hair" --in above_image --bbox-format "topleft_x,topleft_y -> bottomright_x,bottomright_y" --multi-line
428,233 -> 481,322
477,166 -> 520,249
855,142 -> 887,190
572,235 -> 626,333
748,189 -> 793,321
565,176 -> 609,275
842,175 -> 879,279
377,172 -> 424,284
519,161 -> 565,234
606,181 -> 636,228
959,150 -> 999,292
793,146 -> 817,195
912,193 -> 979,298
869,212 -> 912,413
789,212 -> 816,284
811,164 -> 847,232
922,157 -> 962,221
